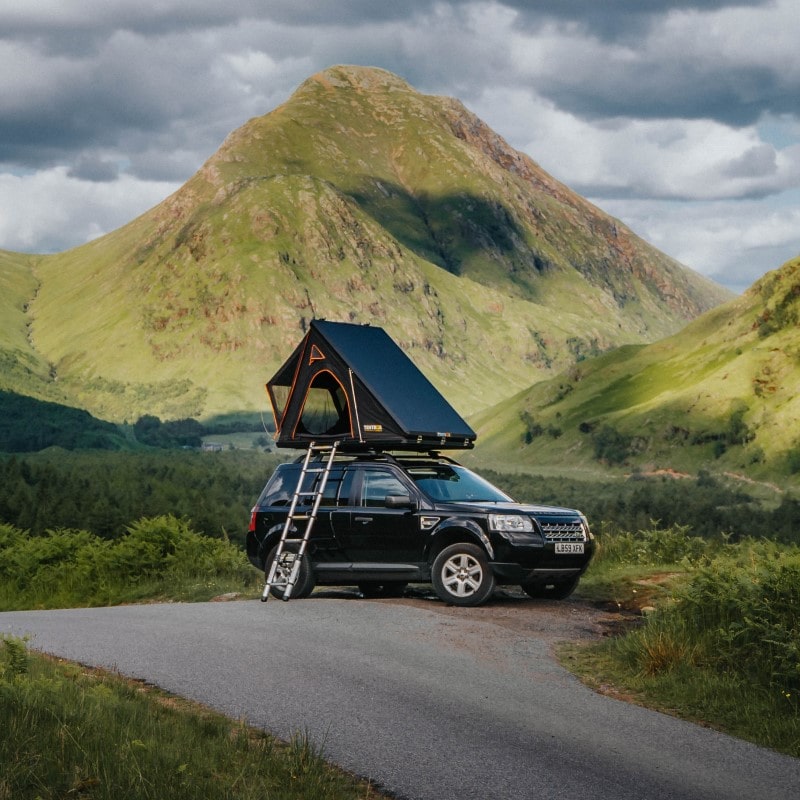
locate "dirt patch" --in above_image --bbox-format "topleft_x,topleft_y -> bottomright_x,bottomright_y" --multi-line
384,586 -> 642,646
312,584 -> 644,647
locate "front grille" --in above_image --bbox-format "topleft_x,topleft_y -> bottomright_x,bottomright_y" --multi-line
539,521 -> 586,542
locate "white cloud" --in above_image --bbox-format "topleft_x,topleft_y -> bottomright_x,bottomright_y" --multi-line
655,1 -> 800,80
471,87 -> 800,201
0,168 -> 178,253
594,195 -> 800,292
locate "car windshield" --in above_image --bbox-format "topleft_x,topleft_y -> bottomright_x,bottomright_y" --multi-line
406,464 -> 512,503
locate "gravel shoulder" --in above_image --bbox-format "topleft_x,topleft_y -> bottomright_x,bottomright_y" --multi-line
316,584 -> 633,647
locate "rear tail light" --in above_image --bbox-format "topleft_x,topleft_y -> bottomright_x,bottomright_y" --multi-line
248,508 -> 258,533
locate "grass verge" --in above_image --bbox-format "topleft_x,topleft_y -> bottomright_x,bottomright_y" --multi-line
563,529 -> 800,758
0,636 -> 385,800
561,641 -> 800,758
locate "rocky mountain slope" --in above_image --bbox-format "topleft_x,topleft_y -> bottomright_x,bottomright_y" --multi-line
0,66 -> 729,424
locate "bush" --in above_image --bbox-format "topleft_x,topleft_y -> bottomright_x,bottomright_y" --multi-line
111,516 -> 249,579
671,542 -> 800,695
0,517 -> 255,610
616,540 -> 800,701
594,522 -> 713,567
592,425 -> 633,464
788,446 -> 800,475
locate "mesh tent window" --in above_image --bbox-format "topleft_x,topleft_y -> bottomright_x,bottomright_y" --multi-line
296,371 -> 352,436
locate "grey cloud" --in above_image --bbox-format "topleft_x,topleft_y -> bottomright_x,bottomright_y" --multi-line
723,144 -> 777,179
502,1 -> 772,38
0,27 -> 250,174
533,59 -> 790,127
67,155 -> 120,182
0,1 -> 431,48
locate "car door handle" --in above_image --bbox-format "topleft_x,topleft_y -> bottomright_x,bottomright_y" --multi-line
354,516 -> 373,524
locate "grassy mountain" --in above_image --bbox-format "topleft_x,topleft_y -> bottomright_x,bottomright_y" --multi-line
470,256 -> 800,483
0,66 -> 729,425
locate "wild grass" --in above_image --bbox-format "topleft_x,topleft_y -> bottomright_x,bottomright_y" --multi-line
565,527 -> 800,757
0,516 -> 260,611
0,636 -> 382,800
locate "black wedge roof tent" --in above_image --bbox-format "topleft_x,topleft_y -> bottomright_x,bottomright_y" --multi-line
267,319 -> 475,451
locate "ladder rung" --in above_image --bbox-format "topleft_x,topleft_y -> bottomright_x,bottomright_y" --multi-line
262,440 -> 338,604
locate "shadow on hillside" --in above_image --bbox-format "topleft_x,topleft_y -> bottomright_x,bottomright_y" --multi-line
346,180 -> 551,286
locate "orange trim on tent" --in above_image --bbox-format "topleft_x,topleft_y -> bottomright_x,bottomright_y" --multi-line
270,337 -> 311,436
308,344 -> 325,364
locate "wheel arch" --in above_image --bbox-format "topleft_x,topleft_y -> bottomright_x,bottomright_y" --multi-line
258,523 -> 295,565
426,519 -> 494,563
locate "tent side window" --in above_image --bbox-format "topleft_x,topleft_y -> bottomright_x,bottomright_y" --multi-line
297,370 -> 352,437
268,384 -> 291,429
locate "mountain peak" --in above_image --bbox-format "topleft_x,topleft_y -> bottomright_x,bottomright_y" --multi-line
5,67 -> 731,424
300,64 -> 417,94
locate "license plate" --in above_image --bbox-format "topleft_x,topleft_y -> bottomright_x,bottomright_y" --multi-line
555,542 -> 584,554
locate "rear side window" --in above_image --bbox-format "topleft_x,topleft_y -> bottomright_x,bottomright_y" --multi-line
257,466 -> 299,506
258,465 -> 350,507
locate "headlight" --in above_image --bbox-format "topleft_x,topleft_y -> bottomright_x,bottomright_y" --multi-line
489,514 -> 533,532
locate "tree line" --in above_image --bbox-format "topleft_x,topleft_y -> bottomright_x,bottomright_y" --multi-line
0,451 -> 284,546
484,468 -> 800,545
0,450 -> 797,547
0,390 -> 271,452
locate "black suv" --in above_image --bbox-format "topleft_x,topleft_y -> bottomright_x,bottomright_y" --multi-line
246,452 -> 594,607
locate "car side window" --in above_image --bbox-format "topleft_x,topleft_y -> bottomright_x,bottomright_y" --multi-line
260,466 -> 352,507
259,467 -> 297,506
360,469 -> 408,508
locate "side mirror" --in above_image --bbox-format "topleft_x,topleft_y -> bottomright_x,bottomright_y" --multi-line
385,494 -> 417,510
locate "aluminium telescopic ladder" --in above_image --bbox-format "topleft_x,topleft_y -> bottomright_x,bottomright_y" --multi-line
261,441 -> 339,602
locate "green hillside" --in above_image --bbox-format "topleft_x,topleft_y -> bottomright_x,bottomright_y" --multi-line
470,256 -> 800,484
0,250 -> 57,399
0,66 -> 728,426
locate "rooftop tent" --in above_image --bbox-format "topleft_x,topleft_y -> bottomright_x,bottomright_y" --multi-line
267,319 -> 475,450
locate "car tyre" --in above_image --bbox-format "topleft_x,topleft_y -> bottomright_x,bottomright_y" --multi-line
520,577 -> 579,600
265,544 -> 315,600
431,542 -> 495,606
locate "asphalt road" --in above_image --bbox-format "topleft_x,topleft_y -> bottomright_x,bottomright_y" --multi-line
3,598 -> 799,800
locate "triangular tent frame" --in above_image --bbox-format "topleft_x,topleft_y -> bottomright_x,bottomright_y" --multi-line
267,319 -> 475,451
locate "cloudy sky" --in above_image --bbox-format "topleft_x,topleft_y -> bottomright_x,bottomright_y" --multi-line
2,0 -> 799,293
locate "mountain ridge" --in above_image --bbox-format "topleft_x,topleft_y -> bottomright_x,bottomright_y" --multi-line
1,65 -> 730,425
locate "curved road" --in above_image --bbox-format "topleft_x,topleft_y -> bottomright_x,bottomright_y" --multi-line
2,597 -> 799,800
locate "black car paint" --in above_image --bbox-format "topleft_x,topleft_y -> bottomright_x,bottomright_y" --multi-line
246,454 -> 594,601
